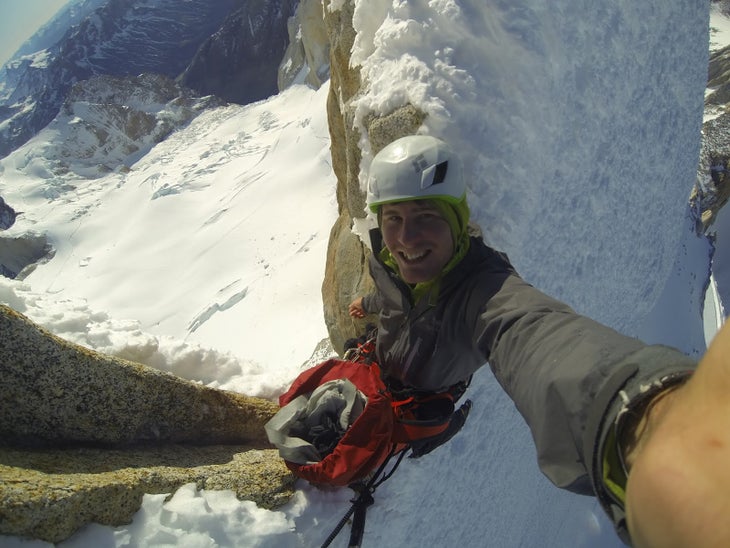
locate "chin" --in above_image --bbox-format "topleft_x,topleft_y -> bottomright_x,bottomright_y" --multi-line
396,260 -> 443,284
400,271 -> 436,284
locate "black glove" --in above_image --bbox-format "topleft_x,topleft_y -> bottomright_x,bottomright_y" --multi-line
408,399 -> 472,458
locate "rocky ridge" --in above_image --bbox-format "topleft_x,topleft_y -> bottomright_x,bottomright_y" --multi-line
0,304 -> 293,542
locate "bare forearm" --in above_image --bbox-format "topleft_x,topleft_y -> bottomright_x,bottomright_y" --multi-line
625,322 -> 730,547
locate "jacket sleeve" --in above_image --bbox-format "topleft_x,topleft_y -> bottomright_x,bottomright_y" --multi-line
473,273 -> 696,541
361,292 -> 383,315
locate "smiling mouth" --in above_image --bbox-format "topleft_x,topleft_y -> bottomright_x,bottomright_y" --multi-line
399,250 -> 430,264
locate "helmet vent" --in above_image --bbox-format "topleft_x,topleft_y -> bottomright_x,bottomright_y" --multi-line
433,161 -> 448,185
420,160 -> 449,190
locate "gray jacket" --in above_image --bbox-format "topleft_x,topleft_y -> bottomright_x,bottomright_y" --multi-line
362,232 -> 696,542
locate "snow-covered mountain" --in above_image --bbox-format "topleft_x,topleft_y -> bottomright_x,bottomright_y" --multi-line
0,0 -> 298,158
3,0 -> 106,65
0,0 -> 104,96
0,0 -> 725,547
179,0 -> 300,105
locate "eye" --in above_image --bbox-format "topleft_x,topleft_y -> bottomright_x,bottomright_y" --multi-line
382,212 -> 402,223
417,211 -> 442,223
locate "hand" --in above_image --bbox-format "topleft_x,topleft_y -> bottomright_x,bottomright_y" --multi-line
625,321 -> 730,547
348,297 -> 367,319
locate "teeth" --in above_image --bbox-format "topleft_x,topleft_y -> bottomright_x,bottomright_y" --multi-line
401,251 -> 428,262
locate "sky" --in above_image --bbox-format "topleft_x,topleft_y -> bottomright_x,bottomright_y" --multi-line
0,0 -> 723,547
0,0 -> 69,66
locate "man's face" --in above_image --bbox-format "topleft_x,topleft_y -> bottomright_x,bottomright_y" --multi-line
380,200 -> 455,284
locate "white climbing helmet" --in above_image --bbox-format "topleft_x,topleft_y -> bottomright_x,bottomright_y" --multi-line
366,135 -> 465,212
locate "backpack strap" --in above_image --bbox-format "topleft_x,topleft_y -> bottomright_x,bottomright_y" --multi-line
321,446 -> 408,548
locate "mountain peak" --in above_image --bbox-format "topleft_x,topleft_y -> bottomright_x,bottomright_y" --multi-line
0,0 -> 297,159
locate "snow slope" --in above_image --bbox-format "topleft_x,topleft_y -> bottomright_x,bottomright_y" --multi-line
0,1 -> 719,547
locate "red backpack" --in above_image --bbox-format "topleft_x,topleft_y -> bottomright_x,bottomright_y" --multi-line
265,332 -> 472,547
265,332 -> 468,487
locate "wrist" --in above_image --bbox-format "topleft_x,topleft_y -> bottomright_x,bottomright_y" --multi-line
619,384 -> 682,472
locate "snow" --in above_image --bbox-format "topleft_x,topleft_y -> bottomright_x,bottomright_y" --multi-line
0,1 -> 723,547
22,49 -> 54,69
711,1 -> 730,50
709,199 -> 730,340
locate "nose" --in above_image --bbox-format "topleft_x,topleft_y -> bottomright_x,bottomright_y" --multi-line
397,217 -> 421,246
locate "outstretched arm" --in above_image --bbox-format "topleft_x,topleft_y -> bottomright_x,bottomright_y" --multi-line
625,321 -> 730,547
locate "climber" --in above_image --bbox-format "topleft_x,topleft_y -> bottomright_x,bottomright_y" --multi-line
348,134 -> 729,547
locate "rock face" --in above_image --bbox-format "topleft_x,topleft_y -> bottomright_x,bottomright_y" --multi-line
692,43 -> 730,231
0,304 -> 278,447
0,304 -> 294,542
278,0 -> 331,91
180,0 -> 299,105
692,112 -> 730,231
707,43 -> 730,107
0,197 -> 18,231
0,446 -> 294,544
0,233 -> 53,280
318,1 -> 427,354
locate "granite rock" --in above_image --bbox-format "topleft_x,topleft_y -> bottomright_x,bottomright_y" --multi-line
0,304 -> 295,542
